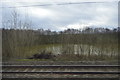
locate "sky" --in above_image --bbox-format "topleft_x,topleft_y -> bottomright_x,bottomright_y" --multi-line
1,0 -> 119,31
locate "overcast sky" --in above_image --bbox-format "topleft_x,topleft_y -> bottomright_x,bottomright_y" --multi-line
1,0 -> 119,31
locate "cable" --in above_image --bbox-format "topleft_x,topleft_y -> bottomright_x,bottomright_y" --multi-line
1,2 -> 114,8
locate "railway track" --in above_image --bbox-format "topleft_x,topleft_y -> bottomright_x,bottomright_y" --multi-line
2,65 -> 120,78
2,65 -> 119,68
2,71 -> 119,74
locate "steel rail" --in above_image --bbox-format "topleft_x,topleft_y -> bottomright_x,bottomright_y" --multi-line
2,71 -> 120,74
2,65 -> 120,68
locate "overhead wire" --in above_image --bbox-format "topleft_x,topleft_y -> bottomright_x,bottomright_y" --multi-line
0,2 -> 114,8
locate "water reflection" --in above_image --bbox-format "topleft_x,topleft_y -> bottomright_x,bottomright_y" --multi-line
45,44 -> 118,57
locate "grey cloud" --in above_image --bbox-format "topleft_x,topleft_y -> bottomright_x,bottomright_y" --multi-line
1,1 -> 118,31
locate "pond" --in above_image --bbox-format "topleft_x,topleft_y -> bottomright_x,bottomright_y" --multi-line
7,44 -> 118,61
43,44 -> 118,57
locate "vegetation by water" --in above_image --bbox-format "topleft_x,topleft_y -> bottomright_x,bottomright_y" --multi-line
2,28 -> 119,61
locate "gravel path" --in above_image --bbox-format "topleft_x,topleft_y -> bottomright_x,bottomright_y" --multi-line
2,61 -> 119,65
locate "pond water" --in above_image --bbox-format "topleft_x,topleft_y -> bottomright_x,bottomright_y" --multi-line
43,44 -> 118,56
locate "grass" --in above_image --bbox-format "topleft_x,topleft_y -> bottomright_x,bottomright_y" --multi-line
3,44 -> 118,62
15,53 -> 118,62
18,44 -> 60,58
16,59 -> 52,61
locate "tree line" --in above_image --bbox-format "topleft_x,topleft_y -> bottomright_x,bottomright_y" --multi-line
2,27 -> 119,61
